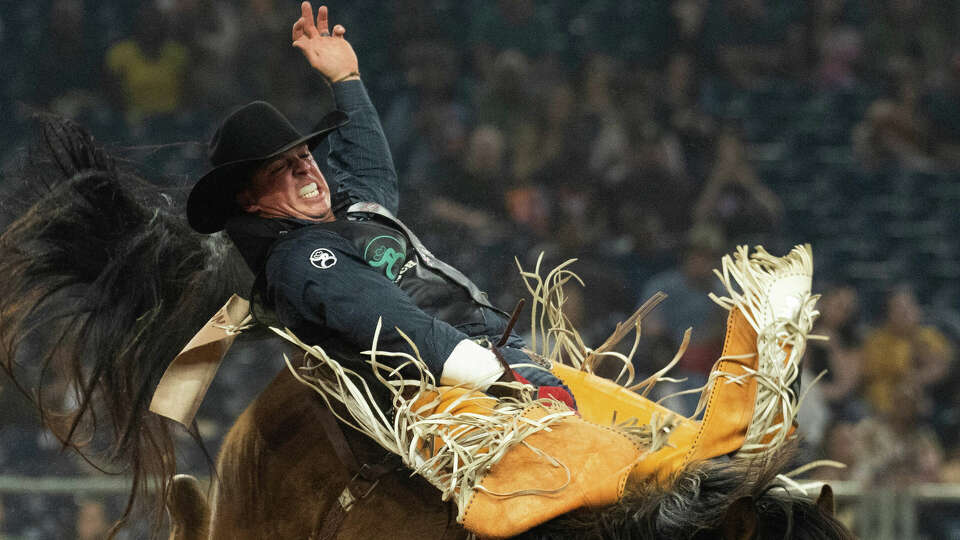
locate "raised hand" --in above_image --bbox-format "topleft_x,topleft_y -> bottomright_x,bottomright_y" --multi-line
291,2 -> 359,83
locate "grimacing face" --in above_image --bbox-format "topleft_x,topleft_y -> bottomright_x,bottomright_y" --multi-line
237,144 -> 335,223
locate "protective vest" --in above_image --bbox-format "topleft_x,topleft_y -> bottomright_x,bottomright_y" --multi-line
339,202 -> 507,324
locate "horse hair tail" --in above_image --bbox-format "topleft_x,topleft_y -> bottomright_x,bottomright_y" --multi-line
0,114 -> 250,538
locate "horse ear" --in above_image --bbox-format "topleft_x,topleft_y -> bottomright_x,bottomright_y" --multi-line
721,496 -> 758,540
815,484 -> 836,516
167,474 -> 211,540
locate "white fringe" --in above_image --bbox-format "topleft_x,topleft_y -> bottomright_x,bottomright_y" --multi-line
774,460 -> 848,498
272,321 -> 575,523
516,254 -> 589,369
516,256 -> 676,454
515,245 -> 822,459
276,245 -> 820,522
704,244 -> 821,456
516,255 -> 657,389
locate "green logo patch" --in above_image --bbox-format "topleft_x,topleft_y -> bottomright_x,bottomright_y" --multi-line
363,235 -> 407,280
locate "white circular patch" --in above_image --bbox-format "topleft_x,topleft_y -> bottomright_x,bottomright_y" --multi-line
309,248 -> 337,269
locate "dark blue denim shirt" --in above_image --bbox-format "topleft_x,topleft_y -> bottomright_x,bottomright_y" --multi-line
325,80 -> 399,214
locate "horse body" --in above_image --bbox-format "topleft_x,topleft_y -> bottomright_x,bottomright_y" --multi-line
171,369 -> 466,540
168,367 -> 848,540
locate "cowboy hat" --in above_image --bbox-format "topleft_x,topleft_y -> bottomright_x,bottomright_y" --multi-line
187,101 -> 349,233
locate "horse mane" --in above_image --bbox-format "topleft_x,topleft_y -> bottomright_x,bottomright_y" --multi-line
0,115 -> 250,537
517,443 -> 852,540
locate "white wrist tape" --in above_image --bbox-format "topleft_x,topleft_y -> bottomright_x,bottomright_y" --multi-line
439,339 -> 504,390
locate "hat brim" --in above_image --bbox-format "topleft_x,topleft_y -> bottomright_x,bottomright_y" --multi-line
187,110 -> 349,234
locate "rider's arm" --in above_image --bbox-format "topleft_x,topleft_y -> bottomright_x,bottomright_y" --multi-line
266,228 -> 502,388
290,3 -> 399,214
326,80 -> 399,214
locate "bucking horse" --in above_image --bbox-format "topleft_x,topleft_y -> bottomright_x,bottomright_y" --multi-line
0,117 -> 853,539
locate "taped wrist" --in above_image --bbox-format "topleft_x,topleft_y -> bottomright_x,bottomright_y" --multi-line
439,339 -> 505,390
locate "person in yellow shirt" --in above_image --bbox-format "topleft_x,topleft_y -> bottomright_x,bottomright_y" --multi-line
105,4 -> 189,126
862,286 -> 954,416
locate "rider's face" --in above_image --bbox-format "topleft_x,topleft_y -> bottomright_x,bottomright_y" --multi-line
237,145 -> 335,223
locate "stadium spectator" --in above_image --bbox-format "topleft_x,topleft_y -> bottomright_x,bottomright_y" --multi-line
105,4 -> 190,127
671,0 -> 708,50
29,0 -> 105,114
516,81 -> 583,189
818,420 -> 859,482
382,41 -> 469,209
806,285 -> 867,421
853,55 -> 940,171
467,0 -> 564,80
862,286 -> 954,417
474,49 -> 537,151
167,0 -> 243,110
920,51 -> 960,166
810,0 -> 865,90
862,0 -> 954,78
693,125 -> 783,244
701,0 -> 804,87
637,224 -> 727,416
427,125 -> 509,230
657,49 -> 716,183
854,382 -> 944,487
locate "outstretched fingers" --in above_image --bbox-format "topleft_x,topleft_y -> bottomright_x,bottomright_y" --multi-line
316,4 -> 330,36
290,1 -> 358,79
294,3 -> 337,42
296,2 -> 317,38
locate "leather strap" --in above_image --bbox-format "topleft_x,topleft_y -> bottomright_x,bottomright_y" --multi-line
313,407 -> 395,540
314,499 -> 349,540
317,407 -> 363,474
150,295 -> 253,426
496,299 -> 525,348
318,407 -> 395,481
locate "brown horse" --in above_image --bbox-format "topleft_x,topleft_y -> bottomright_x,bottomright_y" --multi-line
162,365 -> 847,540
1,117 -> 851,540
168,368 -> 467,540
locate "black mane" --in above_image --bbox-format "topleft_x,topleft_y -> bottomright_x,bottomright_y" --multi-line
0,115 -> 249,537
517,446 -> 852,540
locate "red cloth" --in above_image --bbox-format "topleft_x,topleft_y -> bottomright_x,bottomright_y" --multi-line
512,370 -> 577,411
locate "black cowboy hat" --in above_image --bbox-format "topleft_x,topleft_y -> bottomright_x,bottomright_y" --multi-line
187,101 -> 349,233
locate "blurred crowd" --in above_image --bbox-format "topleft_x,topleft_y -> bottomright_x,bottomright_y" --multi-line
2,0 -> 960,537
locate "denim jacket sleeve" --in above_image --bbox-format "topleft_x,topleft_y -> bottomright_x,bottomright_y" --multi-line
327,79 -> 399,215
